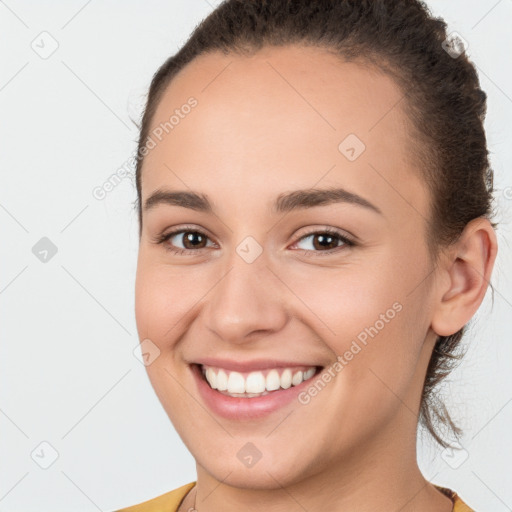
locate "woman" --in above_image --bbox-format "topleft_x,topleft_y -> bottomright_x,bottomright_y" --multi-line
116,0 -> 498,510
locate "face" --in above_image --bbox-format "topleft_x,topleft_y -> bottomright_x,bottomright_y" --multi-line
135,45 -> 439,488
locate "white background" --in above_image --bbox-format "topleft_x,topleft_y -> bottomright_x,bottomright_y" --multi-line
1,1 -> 511,510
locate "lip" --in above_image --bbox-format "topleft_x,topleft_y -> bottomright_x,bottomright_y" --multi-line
190,363 -> 323,420
192,357 -> 322,373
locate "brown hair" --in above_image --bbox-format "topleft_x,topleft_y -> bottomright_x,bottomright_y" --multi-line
133,0 -> 498,448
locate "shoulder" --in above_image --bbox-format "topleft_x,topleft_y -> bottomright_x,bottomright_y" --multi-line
114,481 -> 196,512
434,484 -> 476,512
453,495 -> 476,512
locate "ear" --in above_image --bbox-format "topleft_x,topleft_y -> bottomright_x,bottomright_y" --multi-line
430,217 -> 498,337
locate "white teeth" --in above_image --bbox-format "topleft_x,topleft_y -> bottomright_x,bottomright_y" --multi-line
266,369 -> 281,391
227,371 -> 245,394
304,367 -> 316,380
202,365 -> 318,395
216,369 -> 228,391
245,371 -> 266,394
205,368 -> 217,389
280,368 -> 292,389
291,370 -> 303,386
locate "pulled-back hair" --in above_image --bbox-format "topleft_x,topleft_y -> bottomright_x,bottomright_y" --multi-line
133,0 -> 498,448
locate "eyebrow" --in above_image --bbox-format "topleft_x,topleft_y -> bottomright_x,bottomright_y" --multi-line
143,187 -> 383,216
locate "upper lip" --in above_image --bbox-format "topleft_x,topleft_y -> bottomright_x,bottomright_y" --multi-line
192,357 -> 323,373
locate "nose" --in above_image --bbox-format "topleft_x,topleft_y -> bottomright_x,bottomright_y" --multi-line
202,253 -> 289,345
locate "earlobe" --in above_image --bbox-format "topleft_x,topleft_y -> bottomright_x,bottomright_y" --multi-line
430,217 -> 498,337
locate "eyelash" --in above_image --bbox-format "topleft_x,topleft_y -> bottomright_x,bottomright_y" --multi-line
154,224 -> 356,257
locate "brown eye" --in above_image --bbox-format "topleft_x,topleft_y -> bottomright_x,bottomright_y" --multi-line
157,227 -> 216,255
292,229 -> 355,256
311,233 -> 340,250
176,231 -> 208,249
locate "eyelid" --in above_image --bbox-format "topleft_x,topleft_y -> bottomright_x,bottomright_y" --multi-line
288,227 -> 356,256
154,224 -> 356,256
152,224 -> 216,245
292,225 -> 356,245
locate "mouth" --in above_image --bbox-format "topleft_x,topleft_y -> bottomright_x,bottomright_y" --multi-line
189,361 -> 327,420
192,363 -> 324,398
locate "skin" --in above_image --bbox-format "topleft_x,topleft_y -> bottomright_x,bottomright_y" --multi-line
134,45 -> 497,512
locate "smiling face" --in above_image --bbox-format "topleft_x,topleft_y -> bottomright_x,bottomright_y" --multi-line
135,45 -> 441,489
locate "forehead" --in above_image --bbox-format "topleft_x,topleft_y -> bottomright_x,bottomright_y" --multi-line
140,45 -> 429,225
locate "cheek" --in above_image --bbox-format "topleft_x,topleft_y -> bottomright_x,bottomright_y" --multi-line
285,255 -> 427,388
134,255 -> 202,422
283,261 -> 403,343
134,251 -> 205,343
284,266 -> 426,444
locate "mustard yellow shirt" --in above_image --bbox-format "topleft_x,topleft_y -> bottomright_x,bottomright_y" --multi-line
114,481 -> 474,511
